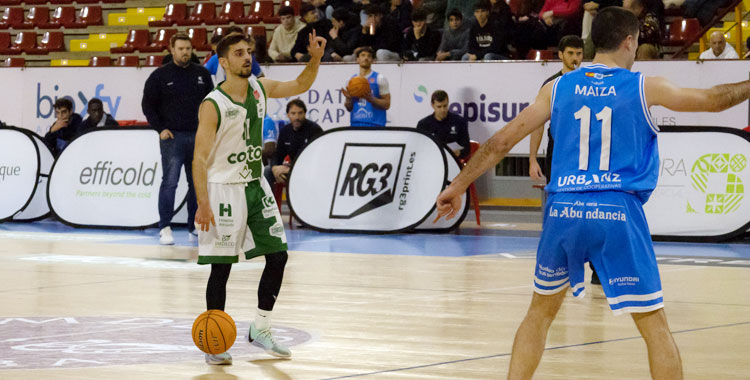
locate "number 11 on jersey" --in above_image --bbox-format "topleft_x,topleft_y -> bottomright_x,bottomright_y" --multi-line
574,105 -> 612,171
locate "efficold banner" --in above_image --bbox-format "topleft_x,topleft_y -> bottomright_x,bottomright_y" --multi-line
48,128 -> 188,228
0,127 -> 40,221
415,146 -> 469,231
646,127 -> 750,240
288,128 -> 447,232
13,132 -> 54,221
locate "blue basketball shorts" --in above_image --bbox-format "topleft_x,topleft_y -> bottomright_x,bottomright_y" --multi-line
534,191 -> 664,315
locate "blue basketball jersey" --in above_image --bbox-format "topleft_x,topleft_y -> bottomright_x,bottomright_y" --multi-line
351,71 -> 387,127
545,64 -> 660,203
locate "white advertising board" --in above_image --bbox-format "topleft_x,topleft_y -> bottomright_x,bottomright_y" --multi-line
0,128 -> 40,221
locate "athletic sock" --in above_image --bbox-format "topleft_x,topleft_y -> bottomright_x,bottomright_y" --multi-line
254,308 -> 272,331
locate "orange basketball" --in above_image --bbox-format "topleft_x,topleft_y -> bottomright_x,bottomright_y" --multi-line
347,76 -> 371,97
192,309 -> 237,355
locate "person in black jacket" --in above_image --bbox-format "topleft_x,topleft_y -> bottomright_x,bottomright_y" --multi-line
80,98 -> 119,133
417,90 -> 470,159
462,1 -> 509,61
291,3 -> 333,62
402,8 -> 441,61
329,7 -> 360,61
141,32 -> 213,245
354,4 -> 402,61
43,97 -> 84,156
266,99 -> 324,188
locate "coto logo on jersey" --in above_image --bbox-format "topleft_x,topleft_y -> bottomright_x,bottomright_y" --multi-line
227,146 -> 263,165
329,144 -> 404,219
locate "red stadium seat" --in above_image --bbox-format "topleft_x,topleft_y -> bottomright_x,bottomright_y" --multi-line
47,6 -> 76,28
0,31 -> 37,54
69,6 -> 103,28
144,54 -> 164,66
149,3 -> 188,27
89,56 -> 112,66
280,0 -> 301,16
187,27 -> 211,51
18,6 -> 49,29
208,1 -> 246,25
0,32 -> 8,49
245,0 -> 274,24
139,28 -> 177,52
666,18 -> 701,46
526,49 -> 555,60
37,31 -> 65,52
212,26 -> 229,38
24,0 -> 47,5
50,0 -> 75,4
177,2 -> 216,26
101,0 -> 126,3
110,29 -> 151,53
116,55 -> 139,66
0,0 -> 21,6
245,25 -> 266,41
2,57 -> 24,67
0,7 -> 25,29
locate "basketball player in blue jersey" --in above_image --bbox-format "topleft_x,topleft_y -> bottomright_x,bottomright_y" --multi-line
342,46 -> 391,127
435,7 -> 750,379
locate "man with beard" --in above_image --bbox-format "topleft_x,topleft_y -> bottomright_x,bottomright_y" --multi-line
142,32 -> 214,245
267,98 -> 323,187
192,31 -> 327,365
342,46 -> 391,127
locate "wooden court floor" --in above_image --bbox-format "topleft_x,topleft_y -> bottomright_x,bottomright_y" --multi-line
0,228 -> 748,379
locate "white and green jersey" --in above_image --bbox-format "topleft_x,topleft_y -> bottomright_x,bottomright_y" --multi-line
203,78 -> 267,184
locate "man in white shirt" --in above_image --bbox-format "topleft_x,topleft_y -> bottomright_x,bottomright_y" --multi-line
699,31 -> 739,59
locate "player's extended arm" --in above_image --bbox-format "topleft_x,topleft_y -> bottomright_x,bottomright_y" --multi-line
193,101 -> 219,231
646,76 -> 750,112
528,125 -> 545,181
260,32 -> 327,99
435,83 -> 552,221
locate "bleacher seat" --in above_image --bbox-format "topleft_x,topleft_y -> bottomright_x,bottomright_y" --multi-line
144,54 -> 164,66
51,58 -> 89,66
666,18 -> 701,46
187,27 -> 211,51
89,56 -> 112,66
208,1 -> 245,25
69,6 -> 103,28
102,0 -> 127,3
46,6 -> 76,28
212,26 -> 230,38
245,25 -> 266,41
3,57 -> 24,67
37,31 -> 64,52
149,3 -> 187,27
0,31 -> 8,49
177,2 -> 215,25
18,6 -> 48,29
116,55 -> 139,66
24,0 -> 47,5
139,28 -> 176,52
70,33 -> 127,52
110,29 -> 150,53
280,0 -> 301,17
526,49 -> 555,60
0,31 -> 37,54
245,0 -> 274,24
0,0 -> 21,6
50,0 -> 74,4
0,7 -> 25,29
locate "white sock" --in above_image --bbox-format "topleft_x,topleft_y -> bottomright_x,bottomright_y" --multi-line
254,308 -> 272,331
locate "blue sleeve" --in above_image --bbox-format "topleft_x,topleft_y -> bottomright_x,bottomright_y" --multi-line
204,55 -> 218,75
262,116 -> 278,143
252,55 -> 262,76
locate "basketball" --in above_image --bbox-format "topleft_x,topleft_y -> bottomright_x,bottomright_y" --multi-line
191,309 -> 237,355
347,76 -> 371,97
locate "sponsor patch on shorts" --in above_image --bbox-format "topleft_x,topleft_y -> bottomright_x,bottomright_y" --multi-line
269,222 -> 285,238
262,207 -> 277,219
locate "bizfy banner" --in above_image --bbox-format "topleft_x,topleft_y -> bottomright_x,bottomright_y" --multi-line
13,133 -> 54,221
48,128 -> 188,228
2,62 -> 748,153
0,127 -> 40,221
646,127 -> 750,240
288,128 -> 447,232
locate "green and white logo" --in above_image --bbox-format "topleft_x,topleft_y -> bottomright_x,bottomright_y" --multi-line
689,153 -> 746,214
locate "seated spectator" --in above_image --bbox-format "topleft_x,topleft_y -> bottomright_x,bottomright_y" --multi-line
329,8 -> 361,61
291,3 -> 334,62
581,0 -> 621,58
43,98 -> 84,156
205,27 -> 264,82
304,0 -> 328,20
416,90 -> 470,159
699,30 -> 739,59
81,98 -> 118,132
262,114 -> 279,166
402,8 -> 442,61
489,0 -> 514,32
388,0 -> 413,32
513,0 -> 547,59
437,8 -> 470,61
268,99 -> 324,187
463,1 -> 509,61
624,0 -> 662,59
421,0 -> 448,27
354,5 -> 403,61
539,0 -> 582,47
445,0 -> 480,25
268,6 -> 306,62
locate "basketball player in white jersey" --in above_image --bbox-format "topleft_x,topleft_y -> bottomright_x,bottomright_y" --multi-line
192,31 -> 326,365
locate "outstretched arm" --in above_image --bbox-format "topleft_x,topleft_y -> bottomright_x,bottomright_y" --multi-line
435,82 -> 554,221
646,76 -> 750,113
259,31 -> 327,99
193,101 -> 219,231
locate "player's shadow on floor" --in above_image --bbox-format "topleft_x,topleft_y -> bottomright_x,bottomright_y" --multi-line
192,367 -> 239,380
247,358 -> 293,380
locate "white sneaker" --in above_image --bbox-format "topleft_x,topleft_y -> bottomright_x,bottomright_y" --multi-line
205,352 -> 232,365
159,227 -> 174,245
249,323 -> 291,358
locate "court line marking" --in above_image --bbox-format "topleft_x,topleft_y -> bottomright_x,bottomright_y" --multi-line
317,320 -> 750,380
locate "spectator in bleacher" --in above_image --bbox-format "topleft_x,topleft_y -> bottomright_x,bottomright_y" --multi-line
80,98 -> 118,133
539,0 -> 582,47
513,0 -> 547,59
489,0 -> 514,32
388,0 -> 414,32
141,32 -> 213,245
402,8 -> 442,60
203,34 -> 224,65
354,4 -> 402,61
43,98 -> 84,156
436,8 -> 470,61
342,46 -> 391,126
268,99 -> 324,187
624,0 -> 662,59
268,6 -> 306,62
699,30 -> 739,59
304,0 -> 328,20
292,3 -> 334,61
329,7 -> 361,61
417,90 -> 470,159
463,1 -> 509,61
421,0 -> 447,27
445,0 -> 479,25
205,27 -> 264,82
581,0 -> 621,58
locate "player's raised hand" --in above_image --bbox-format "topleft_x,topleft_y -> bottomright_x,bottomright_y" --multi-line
434,184 -> 463,222
307,29 -> 327,61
